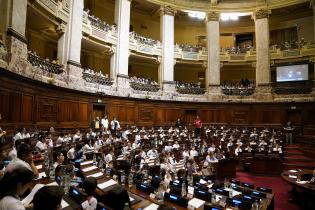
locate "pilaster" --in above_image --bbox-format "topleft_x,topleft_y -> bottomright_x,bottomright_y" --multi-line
160,6 -> 176,84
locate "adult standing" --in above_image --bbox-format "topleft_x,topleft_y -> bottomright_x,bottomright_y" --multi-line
110,117 -> 120,134
194,115 -> 202,138
101,115 -> 109,133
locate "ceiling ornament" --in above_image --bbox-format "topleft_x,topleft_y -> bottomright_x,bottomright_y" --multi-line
159,5 -> 176,16
207,11 -> 220,21
254,8 -> 269,19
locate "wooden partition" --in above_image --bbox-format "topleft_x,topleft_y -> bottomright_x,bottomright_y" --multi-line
1,68 -> 315,134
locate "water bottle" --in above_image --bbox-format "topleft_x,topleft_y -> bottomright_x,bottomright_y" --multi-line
123,203 -> 131,210
157,182 -> 164,202
224,178 -> 229,188
93,154 -> 97,165
105,167 -> 111,177
187,173 -> 193,186
49,162 -> 55,181
252,199 -> 260,210
181,182 -> 187,197
44,151 -> 49,169
211,193 -> 216,203
120,170 -> 126,186
128,172 -> 133,188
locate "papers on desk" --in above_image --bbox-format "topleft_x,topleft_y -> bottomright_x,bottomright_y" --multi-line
34,172 -> 47,180
87,172 -> 103,178
22,184 -> 45,205
81,160 -> 93,166
289,175 -> 297,179
199,179 -> 207,184
97,179 -> 117,189
129,196 -> 135,202
143,203 -> 159,210
82,165 -> 98,172
36,164 -> 42,169
188,186 -> 194,195
296,180 -> 308,184
61,199 -> 69,209
289,170 -> 298,173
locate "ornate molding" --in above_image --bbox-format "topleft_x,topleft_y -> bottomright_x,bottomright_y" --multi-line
56,23 -> 66,35
6,28 -> 27,44
159,6 -> 176,16
207,11 -> 220,21
254,8 -> 270,20
67,60 -> 81,68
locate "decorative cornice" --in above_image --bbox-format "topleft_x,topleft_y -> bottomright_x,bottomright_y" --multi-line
6,28 -> 27,44
254,8 -> 270,20
67,60 -> 81,67
117,73 -> 129,79
159,6 -> 176,16
207,11 -> 220,21
56,23 -> 66,35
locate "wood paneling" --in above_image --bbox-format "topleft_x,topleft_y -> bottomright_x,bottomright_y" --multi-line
21,95 -> 33,122
0,69 -> 315,133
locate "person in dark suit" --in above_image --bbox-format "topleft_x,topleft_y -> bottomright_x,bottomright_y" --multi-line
175,118 -> 182,128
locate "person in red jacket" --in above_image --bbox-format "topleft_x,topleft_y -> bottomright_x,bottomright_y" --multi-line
194,115 -> 202,138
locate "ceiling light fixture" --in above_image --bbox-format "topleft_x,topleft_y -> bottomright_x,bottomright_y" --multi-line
184,10 -> 206,20
220,12 -> 251,21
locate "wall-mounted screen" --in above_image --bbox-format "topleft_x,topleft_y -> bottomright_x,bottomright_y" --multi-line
276,64 -> 308,82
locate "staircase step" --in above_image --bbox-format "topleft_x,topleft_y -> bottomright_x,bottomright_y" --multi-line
283,157 -> 314,162
283,163 -> 315,170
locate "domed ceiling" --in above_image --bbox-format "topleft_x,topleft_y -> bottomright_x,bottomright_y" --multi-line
144,0 -> 311,12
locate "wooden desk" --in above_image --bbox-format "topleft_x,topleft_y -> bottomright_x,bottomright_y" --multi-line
250,157 -> 282,176
281,169 -> 315,193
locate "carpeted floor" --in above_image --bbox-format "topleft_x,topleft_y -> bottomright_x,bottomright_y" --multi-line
236,171 -> 301,210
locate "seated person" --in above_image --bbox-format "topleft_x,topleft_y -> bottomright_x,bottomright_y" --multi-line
234,145 -> 242,156
164,143 -> 173,153
147,147 -> 159,159
86,128 -> 96,140
190,147 -> 198,157
81,177 -> 98,210
53,151 -> 65,168
35,136 -> 47,152
172,141 -> 180,150
33,186 -> 64,210
102,186 -> 131,210
0,166 -> 34,210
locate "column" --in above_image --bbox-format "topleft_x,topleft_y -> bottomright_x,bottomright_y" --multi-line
206,11 -> 221,99
254,8 -> 270,86
67,0 -> 84,67
0,0 -> 28,73
254,8 -> 272,99
160,6 -> 176,93
114,0 -> 131,95
56,23 -> 67,65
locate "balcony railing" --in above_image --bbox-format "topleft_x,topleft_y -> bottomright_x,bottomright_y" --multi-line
27,52 -> 64,75
130,82 -> 160,92
221,87 -> 255,96
176,87 -> 206,95
82,69 -> 113,86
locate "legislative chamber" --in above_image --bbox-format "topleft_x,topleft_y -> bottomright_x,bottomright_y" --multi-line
0,0 -> 315,210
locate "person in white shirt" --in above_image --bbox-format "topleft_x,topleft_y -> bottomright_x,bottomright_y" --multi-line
182,149 -> 190,159
35,138 -> 47,152
104,151 -> 113,166
110,117 -> 120,134
53,151 -> 64,169
172,141 -> 180,150
208,144 -> 216,153
56,133 -> 65,145
235,145 -> 242,156
0,166 -> 34,210
147,148 -> 159,158
93,137 -> 104,153
73,130 -> 82,141
244,145 -> 253,152
86,128 -> 96,140
13,128 -> 23,141
164,143 -> 173,152
190,147 -> 198,157
123,143 -> 132,154
67,146 -> 76,161
135,133 -> 141,144
101,115 -> 109,131
204,152 -> 218,166
273,144 -> 282,154
227,140 -> 234,148
81,177 -> 98,210
121,127 -> 130,140
82,140 -> 94,154
168,153 -> 177,167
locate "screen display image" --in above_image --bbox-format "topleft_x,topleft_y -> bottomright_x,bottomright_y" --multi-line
276,64 -> 308,82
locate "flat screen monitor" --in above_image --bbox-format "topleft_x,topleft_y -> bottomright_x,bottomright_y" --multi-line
276,64 -> 308,82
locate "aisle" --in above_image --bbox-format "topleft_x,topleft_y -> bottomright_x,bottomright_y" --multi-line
236,171 -> 300,210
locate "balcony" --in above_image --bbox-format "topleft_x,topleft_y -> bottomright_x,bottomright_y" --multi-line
221,86 -> 255,96
175,82 -> 205,95
82,69 -> 113,86
27,52 -> 64,75
129,76 -> 160,92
